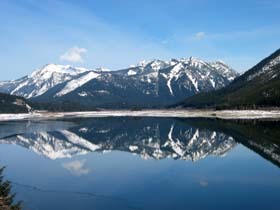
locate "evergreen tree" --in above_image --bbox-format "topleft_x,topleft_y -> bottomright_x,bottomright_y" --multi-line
0,167 -> 21,210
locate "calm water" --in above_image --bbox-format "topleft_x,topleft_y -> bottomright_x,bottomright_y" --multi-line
0,117 -> 280,210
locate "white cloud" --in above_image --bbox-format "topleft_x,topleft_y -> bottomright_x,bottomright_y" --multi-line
60,46 -> 87,63
62,159 -> 90,176
194,32 -> 206,40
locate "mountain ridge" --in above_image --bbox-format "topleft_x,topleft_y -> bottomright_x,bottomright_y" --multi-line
175,49 -> 280,109
0,57 -> 239,108
0,57 -> 238,109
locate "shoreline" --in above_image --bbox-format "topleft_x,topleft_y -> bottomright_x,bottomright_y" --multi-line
1,109 -> 280,121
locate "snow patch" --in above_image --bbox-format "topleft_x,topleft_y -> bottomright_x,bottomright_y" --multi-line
209,78 -> 216,88
78,92 -> 88,97
127,70 -> 137,76
79,127 -> 88,133
129,145 -> 138,151
247,55 -> 280,81
56,71 -> 100,97
165,63 -> 184,95
187,72 -> 199,91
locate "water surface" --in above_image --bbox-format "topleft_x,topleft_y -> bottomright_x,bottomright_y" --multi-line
0,117 -> 280,210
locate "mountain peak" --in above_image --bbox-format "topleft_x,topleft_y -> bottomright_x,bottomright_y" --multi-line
30,64 -> 88,79
6,64 -> 91,98
215,60 -> 227,65
95,67 -> 111,72
147,59 -> 169,71
137,60 -> 150,67
184,56 -> 209,68
0,56 -> 238,105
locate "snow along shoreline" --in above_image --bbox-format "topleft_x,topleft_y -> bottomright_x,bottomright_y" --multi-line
1,110 -> 280,121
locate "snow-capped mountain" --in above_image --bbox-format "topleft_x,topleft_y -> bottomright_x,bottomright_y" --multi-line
0,64 -> 89,99
0,118 -> 236,161
177,48 -> 280,108
0,57 -> 239,108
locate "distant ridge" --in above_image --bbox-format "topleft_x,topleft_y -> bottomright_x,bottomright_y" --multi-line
175,49 -> 280,109
0,57 -> 238,109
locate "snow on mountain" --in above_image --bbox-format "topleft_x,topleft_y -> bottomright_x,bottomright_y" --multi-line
161,63 -> 185,95
55,71 -> 100,97
95,67 -> 111,72
177,49 -> 280,108
127,69 -> 137,76
0,57 -> 239,108
122,57 -> 238,93
147,59 -> 171,71
137,60 -> 150,67
0,64 -> 90,99
210,60 -> 237,81
247,54 -> 280,81
30,64 -> 87,78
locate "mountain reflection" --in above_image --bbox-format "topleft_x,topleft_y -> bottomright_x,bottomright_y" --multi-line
0,118 -> 280,166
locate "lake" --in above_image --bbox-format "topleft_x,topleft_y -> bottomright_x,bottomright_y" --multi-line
0,117 -> 280,210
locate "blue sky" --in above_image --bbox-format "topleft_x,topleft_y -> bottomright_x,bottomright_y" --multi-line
1,0 -> 280,80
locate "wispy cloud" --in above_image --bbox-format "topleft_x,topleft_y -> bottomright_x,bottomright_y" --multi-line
193,32 -> 206,40
188,27 -> 280,43
62,159 -> 90,176
198,27 -> 280,41
60,47 -> 87,63
2,0 -> 279,79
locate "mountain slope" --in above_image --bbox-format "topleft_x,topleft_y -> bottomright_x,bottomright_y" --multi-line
0,64 -> 89,99
176,49 -> 280,108
0,92 -> 31,113
0,58 -> 238,109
